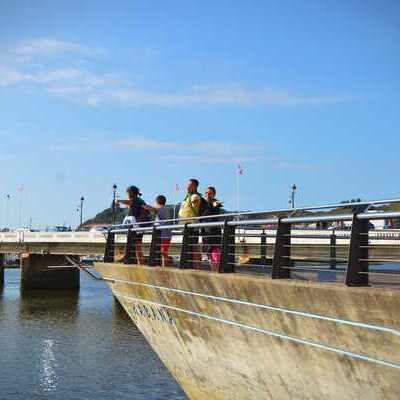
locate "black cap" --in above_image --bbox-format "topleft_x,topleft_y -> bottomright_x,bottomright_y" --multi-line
128,185 -> 142,196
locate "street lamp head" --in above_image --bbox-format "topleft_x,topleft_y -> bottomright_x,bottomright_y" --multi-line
292,184 -> 297,191
112,183 -> 117,190
80,196 -> 85,202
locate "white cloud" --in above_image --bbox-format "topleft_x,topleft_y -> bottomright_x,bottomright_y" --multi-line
0,66 -> 32,84
11,38 -> 106,58
191,141 -> 260,154
114,137 -> 180,150
107,85 -> 347,107
0,66 -> 115,86
0,38 -> 351,108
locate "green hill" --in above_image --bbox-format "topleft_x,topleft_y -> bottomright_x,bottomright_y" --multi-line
83,204 -> 180,226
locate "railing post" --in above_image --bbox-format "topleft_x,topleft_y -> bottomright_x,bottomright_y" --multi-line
179,224 -> 193,269
219,222 -> 235,273
123,229 -> 137,264
345,214 -> 369,286
330,230 -> 337,269
271,219 -> 291,279
0,253 -> 4,287
260,229 -> 267,264
148,227 -> 161,267
104,231 -> 115,263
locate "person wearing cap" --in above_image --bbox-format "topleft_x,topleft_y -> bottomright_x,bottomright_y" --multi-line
116,185 -> 148,264
178,178 -> 204,269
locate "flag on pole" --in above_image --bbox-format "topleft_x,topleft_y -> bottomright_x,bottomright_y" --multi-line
237,165 -> 244,175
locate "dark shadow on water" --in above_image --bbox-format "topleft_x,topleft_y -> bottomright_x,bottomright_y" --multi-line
19,289 -> 80,322
112,294 -> 131,320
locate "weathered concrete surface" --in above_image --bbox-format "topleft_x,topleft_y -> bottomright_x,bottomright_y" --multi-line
95,263 -> 400,400
21,254 -> 79,290
0,242 -> 106,256
0,231 -> 107,255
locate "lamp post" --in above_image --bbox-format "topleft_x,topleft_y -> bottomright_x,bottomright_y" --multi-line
76,207 -> 80,230
290,184 -> 297,209
80,196 -> 84,226
112,184 -> 117,225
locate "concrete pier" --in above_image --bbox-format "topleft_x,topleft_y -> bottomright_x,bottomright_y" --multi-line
96,262 -> 400,400
0,254 -> 4,286
20,254 -> 79,290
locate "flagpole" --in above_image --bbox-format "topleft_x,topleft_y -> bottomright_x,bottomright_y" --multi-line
5,194 -> 10,229
173,185 -> 176,221
236,165 -> 243,215
236,170 -> 239,214
17,185 -> 24,228
173,183 -> 179,221
18,192 -> 22,228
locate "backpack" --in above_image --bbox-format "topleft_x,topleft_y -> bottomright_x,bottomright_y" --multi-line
199,196 -> 208,216
138,207 -> 153,227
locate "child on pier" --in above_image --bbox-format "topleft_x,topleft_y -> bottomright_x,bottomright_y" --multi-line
144,195 -> 172,267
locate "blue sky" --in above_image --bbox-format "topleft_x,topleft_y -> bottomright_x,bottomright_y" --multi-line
0,0 -> 399,228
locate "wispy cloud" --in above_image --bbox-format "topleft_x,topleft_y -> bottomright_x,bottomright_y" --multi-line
0,37 -> 351,108
114,138 -> 260,153
46,136 -> 266,164
46,135 -> 312,168
105,85 -> 348,107
11,38 -> 106,59
114,137 -> 180,150
157,154 -> 265,164
0,66 -> 111,85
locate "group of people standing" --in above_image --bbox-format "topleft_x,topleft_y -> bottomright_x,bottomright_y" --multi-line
115,178 -> 223,270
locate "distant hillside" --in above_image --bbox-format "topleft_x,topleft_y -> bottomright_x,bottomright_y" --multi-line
83,204 -> 180,226
83,206 -> 127,225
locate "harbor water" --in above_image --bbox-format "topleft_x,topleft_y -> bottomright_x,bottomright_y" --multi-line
0,269 -> 187,400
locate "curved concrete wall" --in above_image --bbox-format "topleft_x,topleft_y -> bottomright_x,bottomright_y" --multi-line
95,263 -> 400,400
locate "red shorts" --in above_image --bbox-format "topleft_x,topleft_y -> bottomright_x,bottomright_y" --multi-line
161,239 -> 171,254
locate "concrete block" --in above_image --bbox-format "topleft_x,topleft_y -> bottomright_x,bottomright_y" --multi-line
20,254 -> 79,290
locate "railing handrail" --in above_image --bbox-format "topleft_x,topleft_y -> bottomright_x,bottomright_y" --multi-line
108,211 -> 400,235
103,198 -> 400,287
108,196 -> 400,231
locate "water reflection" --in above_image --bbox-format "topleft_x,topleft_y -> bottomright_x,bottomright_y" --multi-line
19,289 -> 79,322
0,269 -> 187,400
40,338 -> 59,393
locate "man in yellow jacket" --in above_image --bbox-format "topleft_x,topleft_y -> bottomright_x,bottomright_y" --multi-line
179,178 -> 203,268
178,178 -> 202,221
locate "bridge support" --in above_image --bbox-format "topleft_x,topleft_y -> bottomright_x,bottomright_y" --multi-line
0,254 -> 4,286
20,254 -> 80,290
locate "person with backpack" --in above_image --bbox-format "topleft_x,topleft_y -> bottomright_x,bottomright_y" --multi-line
178,178 -> 204,222
116,185 -> 150,264
201,186 -> 223,271
178,179 -> 205,269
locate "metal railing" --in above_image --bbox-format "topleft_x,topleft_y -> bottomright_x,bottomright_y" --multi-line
103,198 -> 400,287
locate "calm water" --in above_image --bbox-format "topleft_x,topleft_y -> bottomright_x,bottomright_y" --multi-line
0,269 -> 187,400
